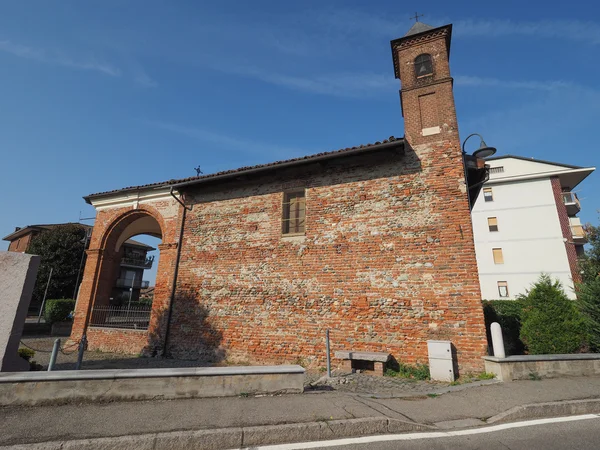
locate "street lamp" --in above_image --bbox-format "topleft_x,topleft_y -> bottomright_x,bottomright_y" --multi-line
462,133 -> 497,159
462,133 -> 497,208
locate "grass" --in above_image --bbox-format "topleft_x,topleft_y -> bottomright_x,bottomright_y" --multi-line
529,372 -> 542,381
385,363 -> 430,381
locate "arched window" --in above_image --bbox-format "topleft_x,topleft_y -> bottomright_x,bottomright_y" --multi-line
414,54 -> 433,78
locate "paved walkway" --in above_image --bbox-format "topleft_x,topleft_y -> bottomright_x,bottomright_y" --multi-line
1,376 -> 599,446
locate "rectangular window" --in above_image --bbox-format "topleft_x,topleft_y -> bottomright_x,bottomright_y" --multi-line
488,217 -> 499,232
483,187 -> 494,202
492,248 -> 504,264
282,190 -> 306,235
498,281 -> 509,298
489,166 -> 504,174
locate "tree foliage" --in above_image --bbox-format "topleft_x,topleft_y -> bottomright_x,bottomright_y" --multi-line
578,222 -> 600,283
576,276 -> 600,351
27,224 -> 86,303
519,275 -> 587,354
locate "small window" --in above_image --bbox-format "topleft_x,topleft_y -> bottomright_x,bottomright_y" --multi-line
414,53 -> 433,78
282,190 -> 306,235
483,187 -> 494,202
489,166 -> 504,174
497,281 -> 509,298
492,248 -> 504,264
488,217 -> 498,232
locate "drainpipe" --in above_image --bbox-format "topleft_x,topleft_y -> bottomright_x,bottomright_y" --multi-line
162,188 -> 191,356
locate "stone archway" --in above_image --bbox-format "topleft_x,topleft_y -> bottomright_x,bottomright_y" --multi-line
70,203 -> 181,355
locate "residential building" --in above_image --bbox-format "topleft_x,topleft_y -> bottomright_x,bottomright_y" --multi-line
471,156 -> 595,300
70,22 -> 491,372
3,223 -> 155,305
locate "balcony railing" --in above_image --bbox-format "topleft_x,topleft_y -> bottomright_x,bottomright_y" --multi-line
571,224 -> 587,243
90,305 -> 151,330
115,278 -> 150,289
121,255 -> 154,269
562,192 -> 581,214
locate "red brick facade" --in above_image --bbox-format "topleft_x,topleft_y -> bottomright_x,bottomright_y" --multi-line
70,23 -> 488,373
551,176 -> 580,284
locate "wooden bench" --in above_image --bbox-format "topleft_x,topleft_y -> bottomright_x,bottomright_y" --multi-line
335,351 -> 391,376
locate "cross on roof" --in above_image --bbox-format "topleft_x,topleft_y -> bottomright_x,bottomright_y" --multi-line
410,12 -> 424,23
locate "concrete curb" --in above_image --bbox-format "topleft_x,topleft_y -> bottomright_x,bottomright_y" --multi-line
0,418 -> 432,450
487,398 -> 600,424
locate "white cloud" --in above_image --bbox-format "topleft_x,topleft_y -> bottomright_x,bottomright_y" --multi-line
455,75 -> 575,91
0,40 -> 121,76
150,121 -> 306,157
453,19 -> 600,45
214,64 -> 396,98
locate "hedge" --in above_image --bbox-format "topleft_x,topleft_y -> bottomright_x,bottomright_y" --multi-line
44,299 -> 75,324
482,300 -> 526,356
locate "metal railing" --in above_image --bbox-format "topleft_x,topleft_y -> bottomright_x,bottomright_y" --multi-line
115,278 -> 150,289
121,255 -> 154,269
90,305 -> 152,330
562,192 -> 581,206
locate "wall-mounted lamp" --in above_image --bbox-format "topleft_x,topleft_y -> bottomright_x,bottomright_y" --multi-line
462,133 -> 497,159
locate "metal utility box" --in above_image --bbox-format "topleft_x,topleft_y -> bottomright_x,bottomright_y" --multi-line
427,340 -> 455,382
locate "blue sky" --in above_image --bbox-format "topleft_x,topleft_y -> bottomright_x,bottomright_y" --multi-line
1,1 -> 599,283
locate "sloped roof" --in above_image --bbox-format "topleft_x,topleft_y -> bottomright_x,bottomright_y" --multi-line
124,238 -> 156,251
3,223 -> 92,242
84,136 -> 404,203
486,155 -> 584,170
405,21 -> 435,37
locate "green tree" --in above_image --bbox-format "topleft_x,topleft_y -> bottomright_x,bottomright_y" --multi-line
27,224 -> 86,303
578,222 -> 600,283
519,275 -> 587,354
576,276 -> 600,351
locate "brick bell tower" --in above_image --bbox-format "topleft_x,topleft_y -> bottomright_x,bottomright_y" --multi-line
391,22 -> 489,208
391,22 -> 459,148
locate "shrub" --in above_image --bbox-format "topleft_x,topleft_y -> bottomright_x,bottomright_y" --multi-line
44,299 -> 75,324
138,298 -> 153,307
482,300 -> 526,355
385,362 -> 430,380
18,348 -> 35,361
519,275 -> 587,354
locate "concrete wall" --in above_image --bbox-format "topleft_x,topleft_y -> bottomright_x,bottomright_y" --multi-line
0,365 -> 305,406
0,252 -> 40,372
484,354 -> 600,381
472,171 -> 574,299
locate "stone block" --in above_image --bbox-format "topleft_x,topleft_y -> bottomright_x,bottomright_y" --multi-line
0,252 -> 40,372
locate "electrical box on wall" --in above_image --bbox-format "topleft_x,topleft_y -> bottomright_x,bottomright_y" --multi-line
427,340 -> 455,382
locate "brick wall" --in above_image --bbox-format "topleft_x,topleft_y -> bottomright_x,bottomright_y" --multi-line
170,143 -> 487,372
551,176 -> 580,284
7,233 -> 34,252
70,200 -> 182,355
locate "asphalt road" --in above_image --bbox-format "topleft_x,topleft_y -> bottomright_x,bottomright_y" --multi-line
267,415 -> 600,450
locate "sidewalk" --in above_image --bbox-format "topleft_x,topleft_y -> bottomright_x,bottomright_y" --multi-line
1,376 -> 599,448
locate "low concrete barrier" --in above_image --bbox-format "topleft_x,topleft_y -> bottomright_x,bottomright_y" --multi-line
0,365 -> 305,406
483,354 -> 600,381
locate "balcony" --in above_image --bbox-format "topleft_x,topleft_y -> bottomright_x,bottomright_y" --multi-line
571,224 -> 588,244
121,255 -> 154,269
115,278 -> 150,289
562,192 -> 581,215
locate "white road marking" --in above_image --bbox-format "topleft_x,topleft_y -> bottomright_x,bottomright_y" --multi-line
241,414 -> 600,450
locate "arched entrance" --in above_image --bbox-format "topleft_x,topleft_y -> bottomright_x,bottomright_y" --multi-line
70,204 -> 181,355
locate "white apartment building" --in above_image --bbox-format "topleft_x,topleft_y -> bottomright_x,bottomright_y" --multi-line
472,155 -> 595,300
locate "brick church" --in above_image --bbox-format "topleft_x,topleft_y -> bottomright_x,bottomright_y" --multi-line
71,22 -> 490,372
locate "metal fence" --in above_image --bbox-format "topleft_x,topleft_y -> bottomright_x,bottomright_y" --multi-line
90,305 -> 152,330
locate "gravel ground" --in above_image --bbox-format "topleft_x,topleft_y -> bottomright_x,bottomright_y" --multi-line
20,336 -> 469,396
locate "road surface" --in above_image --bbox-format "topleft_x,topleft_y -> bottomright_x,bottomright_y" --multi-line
252,414 -> 600,450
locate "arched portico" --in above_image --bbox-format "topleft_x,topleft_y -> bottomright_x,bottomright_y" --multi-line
70,202 -> 182,355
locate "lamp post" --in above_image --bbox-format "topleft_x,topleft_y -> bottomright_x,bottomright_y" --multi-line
462,133 -> 497,207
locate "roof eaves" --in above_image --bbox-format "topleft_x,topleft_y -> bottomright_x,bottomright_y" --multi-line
84,137 -> 404,203
486,154 -> 585,170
